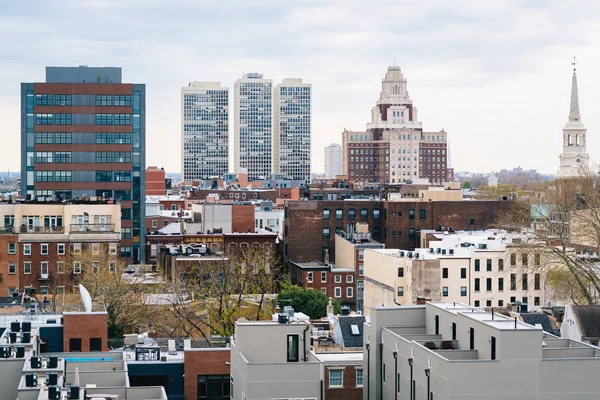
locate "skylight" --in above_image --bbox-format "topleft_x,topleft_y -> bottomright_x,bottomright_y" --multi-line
351,324 -> 360,335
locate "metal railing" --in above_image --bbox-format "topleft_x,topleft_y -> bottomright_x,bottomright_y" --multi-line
21,226 -> 65,233
70,223 -> 115,233
0,226 -> 14,234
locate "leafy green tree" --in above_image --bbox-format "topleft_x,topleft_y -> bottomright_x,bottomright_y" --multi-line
462,181 -> 472,189
276,283 -> 341,319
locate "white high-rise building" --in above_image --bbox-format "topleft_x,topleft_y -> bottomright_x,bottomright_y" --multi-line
233,73 -> 273,180
324,143 -> 342,179
181,82 -> 229,182
558,59 -> 589,178
272,78 -> 311,182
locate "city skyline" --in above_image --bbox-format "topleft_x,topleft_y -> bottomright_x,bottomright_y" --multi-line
1,1 -> 600,175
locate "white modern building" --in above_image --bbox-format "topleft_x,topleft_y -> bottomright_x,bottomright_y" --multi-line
324,143 -> 343,179
181,82 -> 229,182
558,59 -> 589,177
273,78 -> 311,182
234,73 -> 273,180
363,230 -> 548,316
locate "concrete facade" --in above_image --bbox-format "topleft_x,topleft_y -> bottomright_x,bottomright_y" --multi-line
365,302 -> 600,399
324,143 -> 343,179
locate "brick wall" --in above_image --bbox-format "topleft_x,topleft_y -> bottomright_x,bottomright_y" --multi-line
231,205 -> 255,233
183,349 -> 230,400
0,234 -> 19,296
63,312 -> 108,352
324,365 -> 363,400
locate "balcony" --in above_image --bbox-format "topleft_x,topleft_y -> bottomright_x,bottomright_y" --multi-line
70,224 -> 115,233
0,226 -> 14,234
21,226 -> 65,233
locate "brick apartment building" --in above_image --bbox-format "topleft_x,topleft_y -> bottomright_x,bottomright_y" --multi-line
284,199 -> 513,270
289,261 -> 356,308
0,201 -> 121,296
20,66 -> 145,263
146,166 -> 166,195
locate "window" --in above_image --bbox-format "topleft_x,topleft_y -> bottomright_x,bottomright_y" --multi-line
522,296 -> 528,304
348,209 -> 356,220
510,296 -> 516,303
474,300 -> 480,307
334,287 -> 342,298
92,261 -> 100,274
23,244 -> 32,255
498,300 -> 504,307
335,275 -> 341,283
336,209 -> 343,220
329,369 -> 343,387
40,286 -> 49,295
89,338 -> 102,352
69,338 -> 82,352
373,209 -> 381,219
197,375 -> 230,400
307,272 -> 313,283
510,254 -> 516,266
409,209 -> 415,220
8,262 -> 16,274
8,242 -> 16,254
347,287 -> 353,298
469,218 -> 475,225
397,286 -> 404,297
323,209 -> 330,220
398,267 -> 404,277
486,278 -> 492,291
152,220 -> 158,228
321,288 -> 327,294
419,209 -> 426,220
486,300 -> 492,307
510,274 -> 516,290
57,244 -> 65,255
486,259 -> 492,271
109,262 -> 117,273
408,228 -> 415,239
522,274 -> 528,290
460,286 -> 467,297
534,253 -> 541,266
346,275 -> 353,283
57,261 -> 65,274
360,209 -> 368,219
522,253 -> 528,266
442,287 -> 448,297
461,268 -> 467,279
534,296 -> 540,306
109,243 -> 117,255
534,273 -> 541,290
356,369 -> 363,387
474,259 -> 480,271
323,228 -> 330,238
498,259 -> 504,271
442,268 -> 448,279
73,243 -> 81,254
498,278 -> 504,291
24,262 -> 32,274
321,272 -> 327,283
73,262 -> 82,274
287,335 -> 299,362
474,278 -> 480,292
92,243 -> 100,255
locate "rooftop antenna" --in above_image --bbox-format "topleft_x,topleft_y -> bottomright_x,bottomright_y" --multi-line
572,56 -> 577,72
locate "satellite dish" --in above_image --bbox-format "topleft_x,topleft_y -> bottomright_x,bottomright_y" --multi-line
79,284 -> 93,312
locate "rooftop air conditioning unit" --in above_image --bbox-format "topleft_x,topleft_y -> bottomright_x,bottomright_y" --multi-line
441,249 -> 447,255
449,249 -> 454,255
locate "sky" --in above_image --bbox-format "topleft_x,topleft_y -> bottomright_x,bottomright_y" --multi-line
1,0 -> 600,175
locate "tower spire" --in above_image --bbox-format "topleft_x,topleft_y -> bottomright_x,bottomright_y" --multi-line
569,57 -> 580,122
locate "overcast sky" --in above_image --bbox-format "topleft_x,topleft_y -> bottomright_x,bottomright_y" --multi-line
1,0 -> 599,175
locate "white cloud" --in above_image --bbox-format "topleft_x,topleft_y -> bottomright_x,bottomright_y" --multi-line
0,0 -> 599,175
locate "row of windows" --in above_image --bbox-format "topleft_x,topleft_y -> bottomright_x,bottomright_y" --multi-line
15,260 -> 117,275
36,114 -> 72,125
306,271 -> 353,284
96,152 -> 132,163
36,132 -> 72,144
474,297 -> 541,307
95,114 -> 132,125
322,208 -> 381,220
35,171 -> 72,182
20,242 -> 118,256
35,94 -> 72,106
35,152 -> 72,163
95,95 -> 132,106
95,133 -> 132,144
95,170 -> 132,182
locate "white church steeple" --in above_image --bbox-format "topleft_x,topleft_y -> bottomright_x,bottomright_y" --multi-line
558,57 -> 589,178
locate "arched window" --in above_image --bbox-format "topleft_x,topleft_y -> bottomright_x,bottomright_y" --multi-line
228,243 -> 237,254
568,134 -> 572,146
576,134 -> 580,146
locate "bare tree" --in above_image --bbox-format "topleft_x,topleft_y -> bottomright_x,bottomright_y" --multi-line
160,246 -> 282,339
497,165 -> 600,304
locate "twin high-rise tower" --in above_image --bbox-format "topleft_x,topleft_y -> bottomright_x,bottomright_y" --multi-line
182,74 -> 312,183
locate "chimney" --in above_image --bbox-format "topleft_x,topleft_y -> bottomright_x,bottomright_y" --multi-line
327,298 -> 334,318
324,249 -> 330,264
